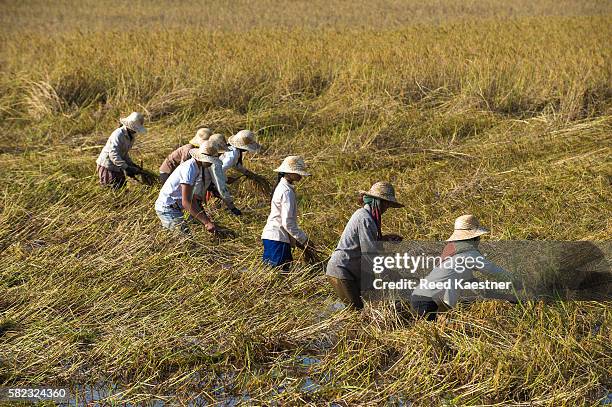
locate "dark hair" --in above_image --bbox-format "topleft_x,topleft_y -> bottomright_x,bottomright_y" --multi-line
271,172 -> 286,201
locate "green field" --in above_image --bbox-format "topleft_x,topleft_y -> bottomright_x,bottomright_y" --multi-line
0,0 -> 611,405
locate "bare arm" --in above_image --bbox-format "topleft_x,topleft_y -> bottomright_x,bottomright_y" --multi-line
181,184 -> 216,233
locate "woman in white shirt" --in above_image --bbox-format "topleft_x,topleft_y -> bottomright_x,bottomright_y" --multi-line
222,130 -> 271,194
261,156 -> 317,270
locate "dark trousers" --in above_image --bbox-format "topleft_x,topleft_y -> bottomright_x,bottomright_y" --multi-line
327,276 -> 363,310
410,295 -> 439,321
97,165 -> 126,189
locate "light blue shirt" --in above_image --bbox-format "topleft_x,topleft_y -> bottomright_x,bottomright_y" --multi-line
155,158 -> 201,211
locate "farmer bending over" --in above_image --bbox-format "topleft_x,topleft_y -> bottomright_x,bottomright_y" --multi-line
154,141 -> 222,234
222,130 -> 271,194
96,112 -> 148,188
261,156 -> 319,271
158,127 -> 212,184
326,182 -> 404,310
410,215 -> 515,321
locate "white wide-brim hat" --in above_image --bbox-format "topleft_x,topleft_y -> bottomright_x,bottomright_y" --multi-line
209,133 -> 230,153
120,111 -> 147,134
189,141 -> 222,165
190,128 -> 212,146
446,214 -> 489,241
359,181 -> 403,208
274,155 -> 310,176
228,129 -> 261,153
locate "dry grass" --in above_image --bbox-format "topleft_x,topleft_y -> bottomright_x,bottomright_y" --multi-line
0,1 -> 611,405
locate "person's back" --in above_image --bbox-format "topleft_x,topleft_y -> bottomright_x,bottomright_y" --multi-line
155,158 -> 202,212
327,206 -> 378,281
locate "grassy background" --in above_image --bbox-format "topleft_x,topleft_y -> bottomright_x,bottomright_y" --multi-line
0,0 -> 611,405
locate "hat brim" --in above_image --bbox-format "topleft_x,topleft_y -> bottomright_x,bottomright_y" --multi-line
446,228 -> 489,242
189,148 -> 222,165
359,191 -> 404,208
228,137 -> 261,152
189,137 -> 202,147
120,118 -> 147,134
274,166 -> 310,176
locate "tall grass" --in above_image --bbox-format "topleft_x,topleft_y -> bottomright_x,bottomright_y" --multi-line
0,1 -> 611,405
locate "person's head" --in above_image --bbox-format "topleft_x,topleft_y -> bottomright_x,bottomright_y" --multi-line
120,112 -> 147,135
228,130 -> 261,154
446,215 -> 488,242
209,134 -> 230,153
273,156 -> 310,184
359,181 -> 403,214
189,141 -> 221,169
190,128 -> 213,147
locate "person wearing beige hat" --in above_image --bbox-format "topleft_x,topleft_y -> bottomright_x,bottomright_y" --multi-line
96,111 -> 148,188
154,141 -> 222,234
326,182 -> 404,309
158,127 -> 212,184
221,130 -> 271,195
199,133 -> 243,216
411,214 -> 511,320
261,156 -> 318,270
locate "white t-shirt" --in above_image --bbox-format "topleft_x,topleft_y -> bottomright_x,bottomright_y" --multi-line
221,146 -> 245,172
155,158 -> 202,211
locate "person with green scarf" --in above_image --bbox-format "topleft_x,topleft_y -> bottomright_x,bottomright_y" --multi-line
325,182 -> 404,309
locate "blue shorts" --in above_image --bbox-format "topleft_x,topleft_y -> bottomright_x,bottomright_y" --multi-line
262,239 -> 293,268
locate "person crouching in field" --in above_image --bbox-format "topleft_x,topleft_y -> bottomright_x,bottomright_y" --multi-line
158,128 -> 212,184
326,182 -> 404,310
221,130 -> 271,194
202,134 -> 243,216
261,156 -> 318,271
410,215 -> 513,321
96,112 -> 147,188
154,141 -> 221,234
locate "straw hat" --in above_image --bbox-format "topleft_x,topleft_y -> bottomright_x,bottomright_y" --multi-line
119,112 -> 147,134
228,130 -> 261,152
189,128 -> 212,146
359,182 -> 403,208
189,141 -> 222,165
209,133 -> 230,153
274,156 -> 310,176
446,214 -> 489,242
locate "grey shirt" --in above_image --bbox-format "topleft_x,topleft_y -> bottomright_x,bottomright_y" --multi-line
96,126 -> 136,172
326,205 -> 379,281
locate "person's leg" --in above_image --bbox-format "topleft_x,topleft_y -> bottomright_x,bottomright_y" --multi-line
156,208 -> 189,234
262,239 -> 293,270
327,276 -> 363,309
410,295 -> 439,321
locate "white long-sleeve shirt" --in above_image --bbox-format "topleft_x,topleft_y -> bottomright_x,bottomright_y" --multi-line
261,177 -> 308,245
412,247 -> 509,308
221,146 -> 246,173
205,162 -> 234,205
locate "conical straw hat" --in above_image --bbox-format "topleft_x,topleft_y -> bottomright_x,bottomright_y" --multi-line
359,181 -> 403,208
119,112 -> 147,134
190,128 -> 212,146
209,133 -> 230,153
228,130 -> 261,152
189,141 -> 222,165
273,156 -> 310,176
446,214 -> 489,242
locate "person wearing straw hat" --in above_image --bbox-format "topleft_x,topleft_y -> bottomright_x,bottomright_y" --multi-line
158,128 -> 212,184
326,182 -> 404,309
221,130 -> 271,195
410,214 -> 512,320
261,156 -> 318,270
154,141 -> 222,234
96,111 -> 148,189
201,133 -> 242,216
